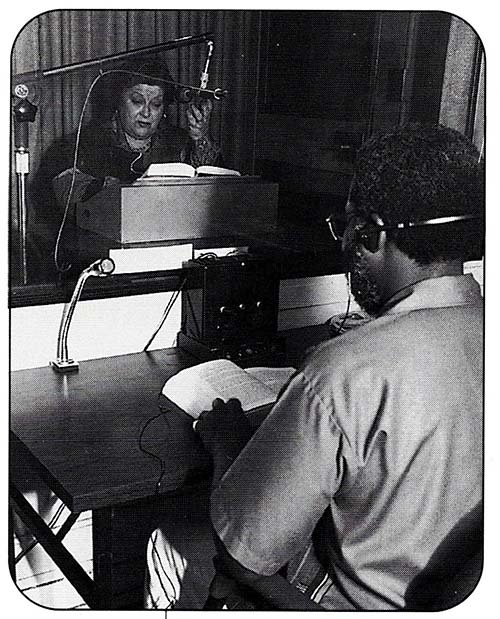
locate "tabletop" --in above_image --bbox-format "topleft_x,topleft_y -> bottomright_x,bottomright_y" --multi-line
10,325 -> 329,514
10,347 -> 211,512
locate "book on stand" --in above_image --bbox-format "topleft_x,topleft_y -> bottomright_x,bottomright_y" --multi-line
136,162 -> 241,181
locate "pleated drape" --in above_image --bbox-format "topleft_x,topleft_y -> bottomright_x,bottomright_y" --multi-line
439,16 -> 484,155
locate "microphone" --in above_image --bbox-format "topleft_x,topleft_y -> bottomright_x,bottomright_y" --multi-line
13,82 -> 35,100
176,87 -> 228,103
12,81 -> 40,285
50,257 -> 116,373
84,257 -> 116,277
12,84 -> 38,151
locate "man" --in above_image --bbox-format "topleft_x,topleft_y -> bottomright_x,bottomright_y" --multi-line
146,123 -> 484,610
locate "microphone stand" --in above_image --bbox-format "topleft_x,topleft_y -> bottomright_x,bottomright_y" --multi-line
41,33 -> 214,77
12,88 -> 37,285
50,258 -> 115,373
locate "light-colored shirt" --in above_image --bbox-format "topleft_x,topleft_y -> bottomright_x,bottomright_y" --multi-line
211,274 -> 483,609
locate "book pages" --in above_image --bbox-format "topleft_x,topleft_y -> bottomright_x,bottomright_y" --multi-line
162,359 -> 290,419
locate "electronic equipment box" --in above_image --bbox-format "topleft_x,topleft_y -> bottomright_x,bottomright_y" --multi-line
178,255 -> 284,365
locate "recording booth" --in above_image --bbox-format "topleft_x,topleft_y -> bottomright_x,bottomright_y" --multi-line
10,9 -> 484,612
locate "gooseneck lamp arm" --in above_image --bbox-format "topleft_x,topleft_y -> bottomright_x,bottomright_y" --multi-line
50,258 -> 115,373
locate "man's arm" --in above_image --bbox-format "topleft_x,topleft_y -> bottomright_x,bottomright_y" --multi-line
194,395 -> 326,610
206,371 -> 345,576
213,535 -> 323,610
194,398 -> 253,483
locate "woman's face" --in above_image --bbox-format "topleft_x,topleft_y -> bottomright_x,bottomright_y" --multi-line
118,83 -> 164,140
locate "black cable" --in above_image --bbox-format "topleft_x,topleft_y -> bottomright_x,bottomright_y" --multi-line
192,252 -> 219,264
334,293 -> 351,337
326,274 -> 352,337
138,409 -> 169,493
143,276 -> 187,352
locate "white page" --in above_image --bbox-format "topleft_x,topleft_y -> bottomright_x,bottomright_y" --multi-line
162,359 -> 276,419
140,162 -> 195,178
245,366 -> 296,398
196,165 -> 241,176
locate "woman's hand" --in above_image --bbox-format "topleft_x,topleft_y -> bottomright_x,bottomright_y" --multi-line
186,99 -> 213,142
103,176 -> 121,188
194,398 -> 253,478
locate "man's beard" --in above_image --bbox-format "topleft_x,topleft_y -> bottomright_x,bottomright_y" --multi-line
345,245 -> 384,316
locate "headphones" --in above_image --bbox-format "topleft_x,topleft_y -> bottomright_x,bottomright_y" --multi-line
355,214 -> 483,254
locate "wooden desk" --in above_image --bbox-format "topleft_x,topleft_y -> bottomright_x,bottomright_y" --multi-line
10,325 -> 329,609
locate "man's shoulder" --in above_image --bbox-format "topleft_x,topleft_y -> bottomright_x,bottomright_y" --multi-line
303,303 -> 482,383
306,314 -> 400,364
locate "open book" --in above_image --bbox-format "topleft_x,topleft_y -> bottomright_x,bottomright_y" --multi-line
162,359 -> 296,419
139,162 -> 241,179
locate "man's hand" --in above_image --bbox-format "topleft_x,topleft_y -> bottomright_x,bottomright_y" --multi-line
194,398 -> 253,478
186,99 -> 213,142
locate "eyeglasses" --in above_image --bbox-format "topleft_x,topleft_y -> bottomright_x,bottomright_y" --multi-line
325,213 -> 482,245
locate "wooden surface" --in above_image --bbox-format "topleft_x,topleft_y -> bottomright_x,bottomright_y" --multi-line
76,177 -> 278,244
10,325 -> 329,514
10,324 -> 330,608
10,347 -> 211,513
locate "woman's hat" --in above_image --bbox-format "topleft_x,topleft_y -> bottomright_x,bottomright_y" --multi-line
116,57 -> 176,104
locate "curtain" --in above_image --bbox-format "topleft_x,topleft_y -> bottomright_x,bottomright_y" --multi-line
11,9 -> 262,284
12,9 -> 261,169
439,15 -> 485,156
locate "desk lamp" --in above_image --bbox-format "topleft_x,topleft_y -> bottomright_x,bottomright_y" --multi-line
50,258 -> 115,373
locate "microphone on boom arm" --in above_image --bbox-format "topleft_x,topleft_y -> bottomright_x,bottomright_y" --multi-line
176,38 -> 228,104
176,86 -> 228,103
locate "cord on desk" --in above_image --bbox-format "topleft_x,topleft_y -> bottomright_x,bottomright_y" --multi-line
138,408 -> 171,494
192,250 -> 248,265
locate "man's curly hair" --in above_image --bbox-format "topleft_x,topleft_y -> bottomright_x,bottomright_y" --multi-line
350,123 -> 484,264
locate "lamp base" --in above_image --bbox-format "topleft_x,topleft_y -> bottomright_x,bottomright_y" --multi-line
50,359 -> 80,373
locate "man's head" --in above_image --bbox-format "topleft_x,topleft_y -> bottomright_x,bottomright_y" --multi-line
342,123 -> 484,314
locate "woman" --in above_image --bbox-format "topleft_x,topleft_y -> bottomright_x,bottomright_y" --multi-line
30,58 -> 220,277
52,58 -> 221,206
